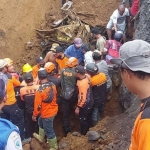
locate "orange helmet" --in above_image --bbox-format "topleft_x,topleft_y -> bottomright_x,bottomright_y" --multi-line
66,57 -> 78,68
4,58 -> 13,67
44,62 -> 56,73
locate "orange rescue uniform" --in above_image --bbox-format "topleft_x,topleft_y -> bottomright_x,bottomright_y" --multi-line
33,82 -> 58,118
56,56 -> 68,71
90,73 -> 107,86
5,73 -> 21,105
32,65 -> 39,79
129,97 -> 150,150
77,76 -> 89,108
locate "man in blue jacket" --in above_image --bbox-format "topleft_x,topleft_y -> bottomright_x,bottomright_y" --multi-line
0,72 -> 22,150
64,38 -> 84,65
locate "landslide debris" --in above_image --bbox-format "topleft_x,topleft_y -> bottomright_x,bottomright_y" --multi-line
20,0 -> 121,72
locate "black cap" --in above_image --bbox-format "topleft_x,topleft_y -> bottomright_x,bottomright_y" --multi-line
81,43 -> 90,52
85,63 -> 99,75
38,68 -> 48,80
53,46 -> 64,53
91,27 -> 100,35
75,65 -> 85,74
36,56 -> 44,63
24,73 -> 33,83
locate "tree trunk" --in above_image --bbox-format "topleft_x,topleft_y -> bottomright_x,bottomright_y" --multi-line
135,0 -> 150,43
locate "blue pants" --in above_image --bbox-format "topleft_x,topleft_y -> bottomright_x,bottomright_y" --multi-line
0,102 -> 25,140
92,107 -> 100,122
38,116 -> 55,139
92,105 -> 105,122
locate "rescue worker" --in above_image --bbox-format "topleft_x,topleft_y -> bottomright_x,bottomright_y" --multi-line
106,5 -> 131,42
53,46 -> 69,72
32,56 -> 45,79
60,57 -> 78,135
44,43 -> 59,63
110,40 -> 150,150
44,62 -> 61,89
0,59 -> 27,143
81,43 -> 94,66
21,63 -> 38,86
0,73 -> 23,150
20,73 -> 39,140
64,38 -> 84,65
3,58 -> 24,110
92,50 -> 112,99
91,27 -> 106,53
32,68 -> 58,150
4,58 -> 19,80
103,31 -> 123,64
22,63 -> 32,73
75,65 -> 94,135
85,63 -> 107,126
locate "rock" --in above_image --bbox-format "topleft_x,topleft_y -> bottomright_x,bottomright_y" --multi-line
108,142 -> 113,148
100,135 -> 106,140
99,144 -> 104,150
105,148 -> 112,150
72,131 -> 79,136
59,142 -> 68,149
23,144 -> 30,150
119,83 -> 137,110
88,131 -> 100,141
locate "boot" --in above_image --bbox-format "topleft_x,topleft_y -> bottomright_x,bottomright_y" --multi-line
63,127 -> 71,137
33,127 -> 45,143
47,137 -> 58,150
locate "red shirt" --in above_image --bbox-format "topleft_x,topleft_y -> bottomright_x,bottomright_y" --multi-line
130,0 -> 139,16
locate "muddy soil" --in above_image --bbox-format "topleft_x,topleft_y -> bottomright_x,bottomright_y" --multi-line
0,0 -> 61,71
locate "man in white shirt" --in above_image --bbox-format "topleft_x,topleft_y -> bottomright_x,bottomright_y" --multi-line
106,4 -> 131,42
81,43 -> 94,66
0,72 -> 22,150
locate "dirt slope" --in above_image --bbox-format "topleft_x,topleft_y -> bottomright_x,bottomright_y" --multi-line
0,0 -> 61,70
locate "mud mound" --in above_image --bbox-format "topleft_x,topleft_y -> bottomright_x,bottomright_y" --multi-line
59,99 -> 140,150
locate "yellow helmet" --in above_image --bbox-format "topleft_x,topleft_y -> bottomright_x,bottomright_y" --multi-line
22,63 -> 32,73
4,58 -> 13,67
44,62 -> 56,73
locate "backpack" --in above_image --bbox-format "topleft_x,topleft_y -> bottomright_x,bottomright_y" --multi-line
140,101 -> 150,112
82,75 -> 94,108
61,68 -> 76,100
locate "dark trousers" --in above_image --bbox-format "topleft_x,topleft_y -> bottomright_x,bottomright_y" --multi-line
62,0 -> 72,5
0,102 -> 25,140
26,113 -> 36,138
79,100 -> 93,135
62,97 -> 77,134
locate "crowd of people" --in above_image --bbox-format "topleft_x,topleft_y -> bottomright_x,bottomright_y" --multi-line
1,1 -> 148,150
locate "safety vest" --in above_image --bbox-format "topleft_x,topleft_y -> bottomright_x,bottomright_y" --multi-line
0,118 -> 19,149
